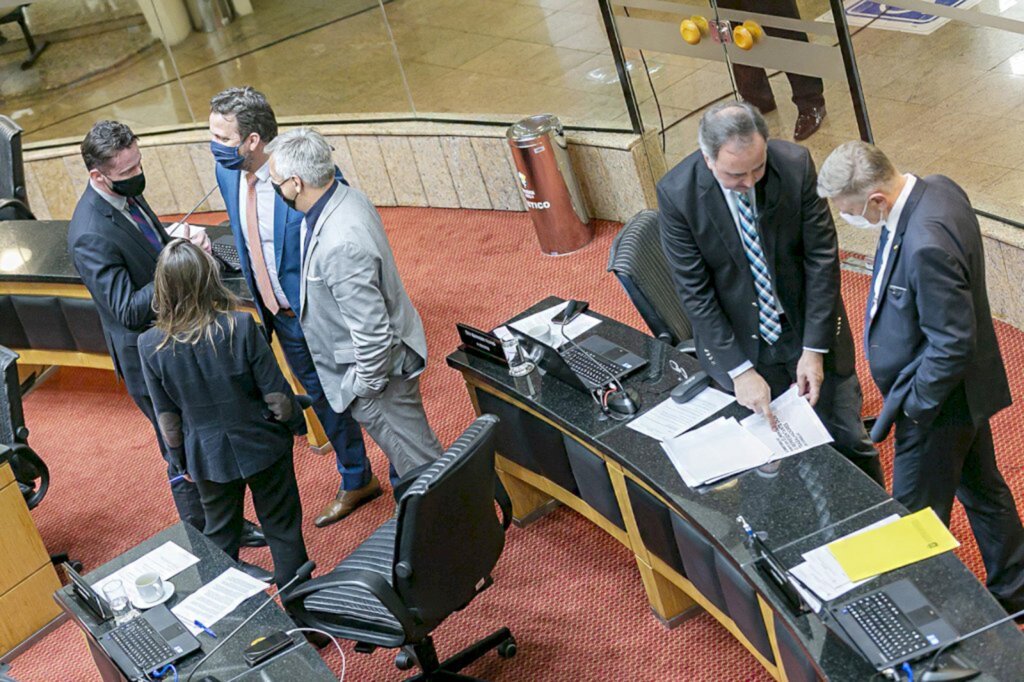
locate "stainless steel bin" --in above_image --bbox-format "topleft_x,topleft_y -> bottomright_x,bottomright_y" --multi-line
507,114 -> 592,256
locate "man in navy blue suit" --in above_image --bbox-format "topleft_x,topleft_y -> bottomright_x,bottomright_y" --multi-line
68,120 -> 266,556
818,141 -> 1024,614
209,87 -> 385,528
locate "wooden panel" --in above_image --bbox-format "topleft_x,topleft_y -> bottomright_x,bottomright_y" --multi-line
0,469 -> 50,595
0,563 -> 62,655
0,282 -> 93,299
0,463 -> 12,488
12,349 -> 114,370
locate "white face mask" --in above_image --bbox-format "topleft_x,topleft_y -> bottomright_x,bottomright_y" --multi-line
839,195 -> 887,230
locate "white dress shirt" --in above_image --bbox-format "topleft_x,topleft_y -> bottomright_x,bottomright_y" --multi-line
870,174 -> 916,319
239,161 -> 291,310
715,181 -> 826,379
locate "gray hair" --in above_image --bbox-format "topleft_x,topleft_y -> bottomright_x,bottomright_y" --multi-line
81,120 -> 137,171
698,101 -> 769,160
817,141 -> 898,200
265,127 -> 335,188
209,86 -> 278,143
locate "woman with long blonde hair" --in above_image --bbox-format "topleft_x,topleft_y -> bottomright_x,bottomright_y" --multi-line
139,239 -> 310,587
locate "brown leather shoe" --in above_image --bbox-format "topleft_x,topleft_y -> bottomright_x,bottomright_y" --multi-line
314,476 -> 383,528
794,105 -> 826,141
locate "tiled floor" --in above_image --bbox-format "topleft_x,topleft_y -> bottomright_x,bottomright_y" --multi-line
5,0 -> 1024,215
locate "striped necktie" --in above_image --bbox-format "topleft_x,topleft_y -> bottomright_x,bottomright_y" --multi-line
734,191 -> 782,344
126,198 -> 163,252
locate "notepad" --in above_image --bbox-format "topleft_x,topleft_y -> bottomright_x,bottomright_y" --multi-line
826,508 -> 959,582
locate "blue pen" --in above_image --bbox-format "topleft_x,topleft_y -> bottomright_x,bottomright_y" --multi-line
169,474 -> 187,485
194,620 -> 217,638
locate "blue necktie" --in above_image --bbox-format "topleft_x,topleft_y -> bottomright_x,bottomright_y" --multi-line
867,225 -> 891,319
126,198 -> 163,252
734,191 -> 782,344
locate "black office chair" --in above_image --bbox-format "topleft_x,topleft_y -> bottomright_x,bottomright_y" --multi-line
0,346 -> 80,570
284,414 -> 516,681
607,210 -> 696,353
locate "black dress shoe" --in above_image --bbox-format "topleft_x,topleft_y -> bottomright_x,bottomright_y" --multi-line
237,560 -> 273,582
240,519 -> 267,547
794,105 -> 827,141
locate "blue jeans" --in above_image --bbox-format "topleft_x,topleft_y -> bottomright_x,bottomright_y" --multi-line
273,311 -> 394,490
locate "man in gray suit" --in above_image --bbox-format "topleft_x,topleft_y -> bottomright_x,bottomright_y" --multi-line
265,128 -> 442,477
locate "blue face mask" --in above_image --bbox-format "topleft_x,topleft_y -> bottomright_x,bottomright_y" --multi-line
210,139 -> 246,170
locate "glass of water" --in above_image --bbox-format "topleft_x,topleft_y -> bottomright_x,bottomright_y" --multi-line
102,579 -> 136,625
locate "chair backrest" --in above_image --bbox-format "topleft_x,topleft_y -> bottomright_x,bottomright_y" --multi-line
392,414 -> 503,626
0,116 -> 31,221
607,210 -> 693,345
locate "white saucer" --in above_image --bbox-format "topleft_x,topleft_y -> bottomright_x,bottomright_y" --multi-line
131,582 -> 175,609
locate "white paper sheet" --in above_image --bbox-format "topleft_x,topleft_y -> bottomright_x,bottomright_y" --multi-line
171,568 -> 269,635
789,514 -> 901,603
627,388 -> 735,440
508,301 -> 600,348
661,417 -> 774,487
741,386 -> 833,460
92,541 -> 200,603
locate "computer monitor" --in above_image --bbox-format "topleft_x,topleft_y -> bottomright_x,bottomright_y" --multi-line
0,115 -> 31,221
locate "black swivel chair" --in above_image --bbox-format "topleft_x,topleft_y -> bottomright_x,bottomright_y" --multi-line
607,210 -> 696,353
0,346 -> 79,570
284,414 -> 516,681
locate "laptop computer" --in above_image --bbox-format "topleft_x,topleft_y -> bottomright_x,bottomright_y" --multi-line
63,563 -> 201,678
511,329 -> 647,392
828,579 -> 958,671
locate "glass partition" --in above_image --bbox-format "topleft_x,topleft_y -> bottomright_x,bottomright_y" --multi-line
1,0 -> 635,145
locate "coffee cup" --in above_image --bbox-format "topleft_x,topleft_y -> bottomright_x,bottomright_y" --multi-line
135,572 -> 164,603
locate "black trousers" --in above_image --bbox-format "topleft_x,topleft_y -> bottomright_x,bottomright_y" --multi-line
756,325 -> 884,486
131,391 -> 205,531
716,0 -> 825,112
892,385 -> 1024,612
195,455 -> 309,588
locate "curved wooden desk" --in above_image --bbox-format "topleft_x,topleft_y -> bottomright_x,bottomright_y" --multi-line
0,220 -> 328,450
446,297 -> 1024,681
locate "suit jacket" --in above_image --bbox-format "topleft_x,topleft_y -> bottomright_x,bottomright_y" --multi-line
67,184 -> 169,397
299,183 -> 428,413
138,311 -> 306,483
657,139 -> 853,389
215,163 -> 347,334
865,175 -> 1010,435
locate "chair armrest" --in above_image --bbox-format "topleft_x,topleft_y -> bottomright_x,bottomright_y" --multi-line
285,567 -> 418,635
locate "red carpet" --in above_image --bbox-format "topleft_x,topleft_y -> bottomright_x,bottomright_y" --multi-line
9,208 -> 1024,681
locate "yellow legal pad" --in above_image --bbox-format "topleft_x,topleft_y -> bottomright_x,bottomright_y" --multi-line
826,508 -> 959,582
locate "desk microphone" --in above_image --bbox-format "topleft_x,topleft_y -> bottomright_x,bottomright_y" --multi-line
919,607 -> 1024,681
184,560 -> 316,682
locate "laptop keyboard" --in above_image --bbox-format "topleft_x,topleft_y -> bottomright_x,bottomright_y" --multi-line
108,617 -> 177,672
561,345 -> 622,387
212,240 -> 241,270
842,591 -> 928,662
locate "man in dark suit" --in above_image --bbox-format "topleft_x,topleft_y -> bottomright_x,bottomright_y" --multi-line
67,121 -> 266,550
818,141 -> 1024,613
209,87 -> 382,529
657,102 -> 882,486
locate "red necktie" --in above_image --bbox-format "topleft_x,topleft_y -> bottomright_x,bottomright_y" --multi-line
245,172 -> 279,315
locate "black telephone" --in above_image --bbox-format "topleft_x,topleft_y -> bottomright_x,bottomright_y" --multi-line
552,300 -> 589,325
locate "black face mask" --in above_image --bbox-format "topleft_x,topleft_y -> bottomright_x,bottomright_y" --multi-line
109,171 -> 146,198
271,179 -> 297,211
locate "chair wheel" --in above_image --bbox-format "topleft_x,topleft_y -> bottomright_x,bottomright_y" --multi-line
497,637 -> 517,659
395,651 -> 415,670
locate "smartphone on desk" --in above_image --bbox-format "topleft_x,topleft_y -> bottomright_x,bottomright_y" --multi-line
552,300 -> 589,325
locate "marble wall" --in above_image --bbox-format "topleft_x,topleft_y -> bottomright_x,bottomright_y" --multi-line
22,119 -> 660,224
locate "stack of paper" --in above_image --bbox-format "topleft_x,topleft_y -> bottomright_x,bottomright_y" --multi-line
508,301 -> 600,348
92,542 -> 200,603
171,568 -> 269,635
789,514 -> 901,608
826,508 -> 959,581
661,417 -> 774,487
627,387 -> 735,440
741,386 -> 833,458
660,386 -> 834,487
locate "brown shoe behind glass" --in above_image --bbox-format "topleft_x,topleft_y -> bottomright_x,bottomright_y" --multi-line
794,105 -> 826,141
